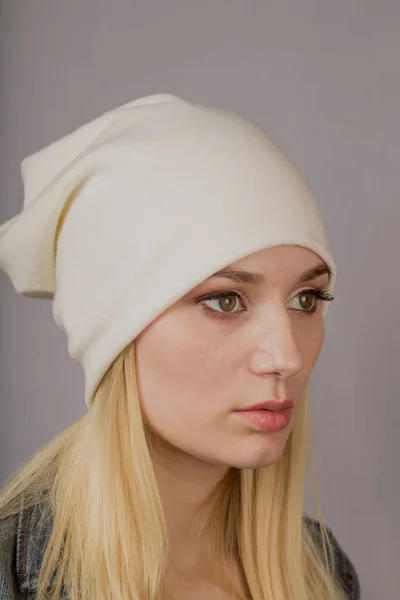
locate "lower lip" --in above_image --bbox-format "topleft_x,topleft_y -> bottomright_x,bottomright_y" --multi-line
234,408 -> 292,432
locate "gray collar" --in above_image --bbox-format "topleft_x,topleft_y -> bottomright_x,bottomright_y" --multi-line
15,495 -> 58,594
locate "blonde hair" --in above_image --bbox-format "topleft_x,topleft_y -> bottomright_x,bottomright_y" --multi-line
0,340 -> 348,600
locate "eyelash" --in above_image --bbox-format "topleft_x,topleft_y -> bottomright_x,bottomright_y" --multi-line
196,288 -> 334,320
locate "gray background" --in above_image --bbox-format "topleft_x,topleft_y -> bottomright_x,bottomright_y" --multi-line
1,1 -> 399,598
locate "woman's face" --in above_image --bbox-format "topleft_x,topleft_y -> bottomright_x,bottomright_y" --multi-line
135,245 -> 331,470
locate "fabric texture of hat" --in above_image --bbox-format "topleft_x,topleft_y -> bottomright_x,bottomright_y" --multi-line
0,93 -> 337,407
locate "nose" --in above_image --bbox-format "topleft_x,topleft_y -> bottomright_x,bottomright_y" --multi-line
248,308 -> 305,380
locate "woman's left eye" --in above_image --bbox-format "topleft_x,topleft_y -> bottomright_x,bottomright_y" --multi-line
196,289 -> 334,318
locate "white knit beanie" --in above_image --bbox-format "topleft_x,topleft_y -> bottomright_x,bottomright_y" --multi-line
0,93 -> 337,407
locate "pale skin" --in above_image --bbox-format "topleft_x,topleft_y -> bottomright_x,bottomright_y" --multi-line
134,245 -> 331,599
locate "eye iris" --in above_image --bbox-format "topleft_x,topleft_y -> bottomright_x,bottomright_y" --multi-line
299,292 -> 314,310
219,294 -> 237,312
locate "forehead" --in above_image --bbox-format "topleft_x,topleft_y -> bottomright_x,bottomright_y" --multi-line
197,246 -> 331,291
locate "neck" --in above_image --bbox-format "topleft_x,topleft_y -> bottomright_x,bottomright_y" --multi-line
149,441 -> 248,598
149,436 -> 233,564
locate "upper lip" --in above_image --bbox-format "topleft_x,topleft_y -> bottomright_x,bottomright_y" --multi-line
236,399 -> 294,411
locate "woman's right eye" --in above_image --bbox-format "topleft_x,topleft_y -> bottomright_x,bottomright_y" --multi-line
197,291 -> 247,316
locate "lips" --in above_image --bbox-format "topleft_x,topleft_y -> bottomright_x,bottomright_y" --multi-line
237,399 -> 294,412
235,406 -> 293,432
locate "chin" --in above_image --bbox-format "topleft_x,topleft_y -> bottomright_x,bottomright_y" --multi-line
223,439 -> 289,470
228,454 -> 285,470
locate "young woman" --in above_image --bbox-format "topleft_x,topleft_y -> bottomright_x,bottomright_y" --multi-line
0,93 -> 360,600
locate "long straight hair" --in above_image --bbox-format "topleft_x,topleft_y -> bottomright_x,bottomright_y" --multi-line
0,339 -> 348,600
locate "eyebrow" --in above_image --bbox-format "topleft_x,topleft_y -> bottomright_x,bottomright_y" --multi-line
209,263 -> 332,286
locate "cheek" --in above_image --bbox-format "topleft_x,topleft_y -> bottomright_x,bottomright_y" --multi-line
300,318 -> 325,373
134,317 -> 230,435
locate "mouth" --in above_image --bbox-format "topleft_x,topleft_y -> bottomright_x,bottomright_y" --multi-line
234,406 -> 293,432
237,399 -> 294,412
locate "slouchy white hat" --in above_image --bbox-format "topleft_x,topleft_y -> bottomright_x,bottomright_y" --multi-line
0,93 -> 337,407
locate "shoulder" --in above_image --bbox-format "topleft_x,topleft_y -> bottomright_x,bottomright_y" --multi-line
0,497 -> 54,599
0,512 -> 21,599
1,501 -> 361,600
304,516 -> 361,600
